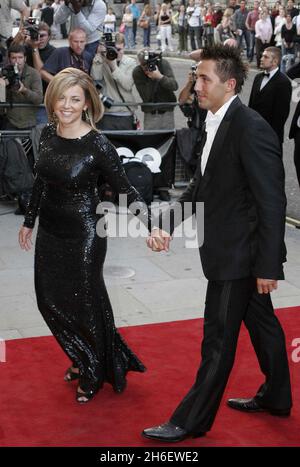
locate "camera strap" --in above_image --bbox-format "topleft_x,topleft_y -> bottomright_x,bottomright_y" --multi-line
114,80 -> 136,119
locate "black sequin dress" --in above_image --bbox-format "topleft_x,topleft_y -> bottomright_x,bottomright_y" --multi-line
24,123 -> 149,394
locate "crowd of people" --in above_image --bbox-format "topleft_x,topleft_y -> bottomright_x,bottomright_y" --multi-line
0,1 -> 300,197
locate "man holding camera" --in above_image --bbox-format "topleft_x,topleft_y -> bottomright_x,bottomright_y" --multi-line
133,49 -> 178,201
133,49 -> 178,131
90,33 -> 137,131
41,28 -> 93,83
12,21 -> 56,122
0,44 -> 43,130
54,0 -> 107,56
0,0 -> 30,49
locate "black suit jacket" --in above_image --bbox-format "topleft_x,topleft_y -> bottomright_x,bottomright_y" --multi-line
160,97 -> 286,281
287,63 -> 300,139
248,70 -> 292,144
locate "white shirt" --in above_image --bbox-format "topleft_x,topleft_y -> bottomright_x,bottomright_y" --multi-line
255,17 -> 273,43
201,95 -> 237,175
260,67 -> 279,91
104,13 -> 116,32
186,6 -> 201,28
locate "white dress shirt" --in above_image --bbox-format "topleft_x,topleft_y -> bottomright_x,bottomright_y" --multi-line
260,67 -> 279,91
201,95 -> 237,175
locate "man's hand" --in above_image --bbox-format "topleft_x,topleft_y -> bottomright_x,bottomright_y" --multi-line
12,28 -> 27,45
145,68 -> 163,80
257,278 -> 278,294
17,81 -> 26,93
146,228 -> 172,252
27,37 -> 40,49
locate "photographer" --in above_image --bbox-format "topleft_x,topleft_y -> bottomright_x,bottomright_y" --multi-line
133,49 -> 178,201
177,64 -> 207,176
0,0 -> 30,50
0,44 -> 43,130
133,49 -> 178,131
90,32 -> 137,130
54,0 -> 107,56
178,65 -> 207,129
41,28 -> 93,83
12,21 -> 55,122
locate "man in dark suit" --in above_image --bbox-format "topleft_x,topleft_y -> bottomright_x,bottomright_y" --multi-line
286,63 -> 300,188
248,47 -> 292,153
142,45 -> 292,443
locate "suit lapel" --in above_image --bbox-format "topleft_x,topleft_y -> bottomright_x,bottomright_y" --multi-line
259,69 -> 280,94
195,97 -> 243,194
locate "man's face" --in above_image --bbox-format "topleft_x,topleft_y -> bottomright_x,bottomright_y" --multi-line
69,32 -> 87,55
116,43 -> 124,62
254,1 -> 259,9
240,1 -> 246,10
194,60 -> 233,113
38,29 -> 50,49
260,50 -> 276,71
9,52 -> 26,73
287,0 -> 294,8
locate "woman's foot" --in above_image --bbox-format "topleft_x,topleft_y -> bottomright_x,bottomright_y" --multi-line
64,366 -> 80,382
76,385 -> 99,404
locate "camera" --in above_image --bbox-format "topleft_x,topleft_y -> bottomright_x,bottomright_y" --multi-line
141,50 -> 162,72
101,33 -> 118,61
0,64 -> 21,91
191,64 -> 197,79
24,17 -> 40,41
101,95 -> 114,109
94,80 -> 114,109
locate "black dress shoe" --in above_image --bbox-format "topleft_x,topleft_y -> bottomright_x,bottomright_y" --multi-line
227,398 -> 291,417
142,422 -> 205,443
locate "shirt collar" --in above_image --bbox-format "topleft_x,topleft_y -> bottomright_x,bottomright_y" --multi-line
205,95 -> 237,125
266,67 -> 279,80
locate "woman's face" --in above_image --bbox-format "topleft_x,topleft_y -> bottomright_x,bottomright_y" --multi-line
54,85 -> 87,127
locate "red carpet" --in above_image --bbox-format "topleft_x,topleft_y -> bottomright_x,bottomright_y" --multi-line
0,307 -> 299,447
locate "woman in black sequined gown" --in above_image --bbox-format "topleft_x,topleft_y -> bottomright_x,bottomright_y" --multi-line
19,68 -> 150,403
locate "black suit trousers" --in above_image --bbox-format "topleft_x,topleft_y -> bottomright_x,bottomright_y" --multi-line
170,278 -> 292,433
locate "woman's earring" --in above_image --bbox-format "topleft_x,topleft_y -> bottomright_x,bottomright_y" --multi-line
51,112 -> 58,123
84,109 -> 90,122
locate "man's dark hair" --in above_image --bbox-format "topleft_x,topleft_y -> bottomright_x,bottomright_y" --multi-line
8,44 -> 27,57
200,44 -> 248,94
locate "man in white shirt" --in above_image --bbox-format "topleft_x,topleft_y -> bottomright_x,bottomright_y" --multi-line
0,0 -> 29,47
186,0 -> 202,50
142,44 -> 291,443
54,0 -> 106,56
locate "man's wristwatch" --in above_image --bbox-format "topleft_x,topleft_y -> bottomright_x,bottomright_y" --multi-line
32,48 -> 39,53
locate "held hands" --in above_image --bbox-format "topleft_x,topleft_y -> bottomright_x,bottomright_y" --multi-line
257,278 -> 278,294
146,228 -> 172,252
19,226 -> 33,251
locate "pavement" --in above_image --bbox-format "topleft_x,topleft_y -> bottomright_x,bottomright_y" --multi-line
0,32 -> 300,342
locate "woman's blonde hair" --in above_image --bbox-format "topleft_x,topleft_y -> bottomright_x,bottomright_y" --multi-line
44,68 -> 104,130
